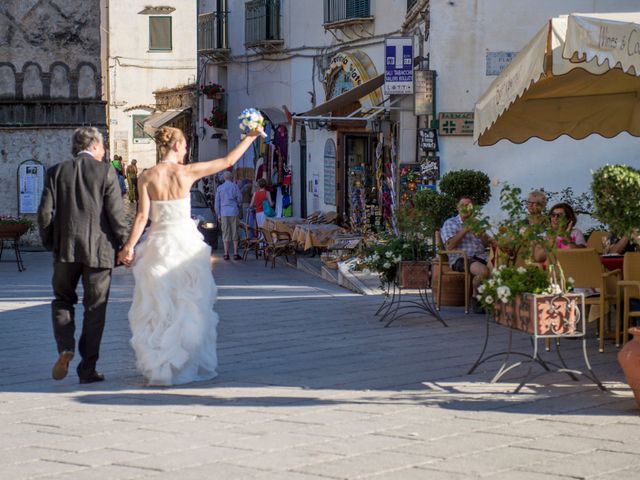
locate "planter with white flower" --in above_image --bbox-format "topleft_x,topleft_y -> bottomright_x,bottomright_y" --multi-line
477,264 -> 581,335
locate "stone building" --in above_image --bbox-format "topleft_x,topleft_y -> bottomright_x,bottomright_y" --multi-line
0,0 -> 105,243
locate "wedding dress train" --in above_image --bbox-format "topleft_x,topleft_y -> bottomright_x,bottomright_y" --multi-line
128,196 -> 218,385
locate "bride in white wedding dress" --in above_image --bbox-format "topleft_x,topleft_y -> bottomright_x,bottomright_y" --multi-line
118,125 -> 261,386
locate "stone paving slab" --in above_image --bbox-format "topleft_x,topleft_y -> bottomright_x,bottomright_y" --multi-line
0,251 -> 638,479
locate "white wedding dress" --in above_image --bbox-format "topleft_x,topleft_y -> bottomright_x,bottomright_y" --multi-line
128,196 -> 219,386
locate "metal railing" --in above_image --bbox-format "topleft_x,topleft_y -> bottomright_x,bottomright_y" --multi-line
245,0 -> 282,46
197,11 -> 229,52
324,0 -> 371,24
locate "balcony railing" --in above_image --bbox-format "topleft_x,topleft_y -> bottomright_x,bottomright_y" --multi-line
324,0 -> 372,25
245,0 -> 283,50
198,11 -> 229,53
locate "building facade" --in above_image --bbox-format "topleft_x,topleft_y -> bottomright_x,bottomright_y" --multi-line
0,0 -> 105,243
197,0 -> 413,229
106,0 -> 197,170
425,0 -> 640,221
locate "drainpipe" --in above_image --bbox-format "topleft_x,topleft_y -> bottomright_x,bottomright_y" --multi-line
104,0 -> 111,162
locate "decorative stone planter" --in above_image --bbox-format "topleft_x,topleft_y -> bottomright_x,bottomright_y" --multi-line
398,260 -> 429,289
618,327 -> 640,408
493,293 -> 583,335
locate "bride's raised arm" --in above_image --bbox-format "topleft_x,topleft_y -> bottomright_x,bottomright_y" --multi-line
185,127 -> 263,183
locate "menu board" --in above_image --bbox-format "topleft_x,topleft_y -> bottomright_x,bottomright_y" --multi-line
18,160 -> 45,214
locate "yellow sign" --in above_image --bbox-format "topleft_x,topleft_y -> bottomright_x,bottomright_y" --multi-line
438,112 -> 474,136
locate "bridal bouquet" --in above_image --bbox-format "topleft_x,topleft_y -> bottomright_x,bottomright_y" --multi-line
238,108 -> 267,137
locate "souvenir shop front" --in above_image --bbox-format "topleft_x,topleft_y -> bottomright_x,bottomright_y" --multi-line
295,50 -> 399,234
246,108 -> 292,221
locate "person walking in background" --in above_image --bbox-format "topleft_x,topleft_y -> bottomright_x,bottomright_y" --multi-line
37,127 -> 129,384
250,178 -> 273,228
240,179 -> 253,224
111,155 -> 127,197
215,170 -> 243,260
126,159 -> 139,203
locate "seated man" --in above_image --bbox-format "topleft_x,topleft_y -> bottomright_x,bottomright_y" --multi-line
441,197 -> 491,313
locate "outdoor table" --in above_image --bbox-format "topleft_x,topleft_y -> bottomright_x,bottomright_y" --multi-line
291,224 -> 345,251
263,217 -> 307,236
600,254 -> 624,274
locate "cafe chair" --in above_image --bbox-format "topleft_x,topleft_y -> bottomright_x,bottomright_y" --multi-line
239,221 -> 263,261
434,230 -> 471,314
260,227 -> 297,269
555,248 -> 621,352
617,252 -> 640,345
586,230 -> 609,253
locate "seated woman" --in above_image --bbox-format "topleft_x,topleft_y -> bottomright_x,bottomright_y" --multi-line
607,232 -> 637,254
549,202 -> 586,249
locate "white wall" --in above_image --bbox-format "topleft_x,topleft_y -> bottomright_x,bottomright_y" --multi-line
429,0 -> 640,225
108,0 -> 196,170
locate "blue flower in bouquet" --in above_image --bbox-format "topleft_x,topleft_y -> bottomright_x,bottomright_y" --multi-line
238,108 -> 265,135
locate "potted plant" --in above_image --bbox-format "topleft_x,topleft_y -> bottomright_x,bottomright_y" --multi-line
468,184 -> 578,332
438,169 -> 491,207
204,106 -> 227,129
592,164 -> 640,239
0,215 -> 34,238
395,206 -> 434,288
200,82 -> 225,100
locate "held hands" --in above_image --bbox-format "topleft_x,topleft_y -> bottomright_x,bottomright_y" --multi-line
117,246 -> 134,267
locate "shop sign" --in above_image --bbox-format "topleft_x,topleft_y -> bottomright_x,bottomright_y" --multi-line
438,112 -> 474,136
323,139 -> 336,206
325,52 -> 364,87
414,70 -> 435,116
486,51 -> 518,76
17,160 -> 45,214
384,37 -> 413,95
418,128 -> 438,153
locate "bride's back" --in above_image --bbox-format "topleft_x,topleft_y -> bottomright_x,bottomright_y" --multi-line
144,163 -> 191,201
145,126 -> 192,201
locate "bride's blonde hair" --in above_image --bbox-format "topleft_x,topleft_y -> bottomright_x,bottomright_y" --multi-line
155,126 -> 185,159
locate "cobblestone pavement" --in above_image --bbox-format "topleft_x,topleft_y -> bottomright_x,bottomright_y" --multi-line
1,251 -> 639,479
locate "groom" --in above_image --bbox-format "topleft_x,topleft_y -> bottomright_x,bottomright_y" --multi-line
37,127 -> 129,383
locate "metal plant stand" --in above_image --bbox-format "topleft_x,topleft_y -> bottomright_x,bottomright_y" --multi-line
0,234 -> 26,272
468,293 -> 605,393
375,265 -> 447,328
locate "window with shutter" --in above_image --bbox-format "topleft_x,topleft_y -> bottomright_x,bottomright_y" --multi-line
149,16 -> 172,51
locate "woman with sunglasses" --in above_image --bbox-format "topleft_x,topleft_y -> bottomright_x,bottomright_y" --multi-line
549,202 -> 586,249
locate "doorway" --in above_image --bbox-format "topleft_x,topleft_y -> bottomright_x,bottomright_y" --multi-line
299,126 -> 307,218
341,134 -> 375,232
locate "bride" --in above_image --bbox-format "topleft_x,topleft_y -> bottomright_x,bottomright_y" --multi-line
118,125 -> 261,385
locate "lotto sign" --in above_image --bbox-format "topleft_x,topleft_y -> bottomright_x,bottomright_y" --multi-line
384,37 -> 413,95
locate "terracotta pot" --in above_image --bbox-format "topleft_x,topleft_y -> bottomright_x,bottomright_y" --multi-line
399,261 -> 429,289
618,327 -> 640,408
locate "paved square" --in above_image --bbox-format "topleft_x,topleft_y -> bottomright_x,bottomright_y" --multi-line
0,252 -> 637,479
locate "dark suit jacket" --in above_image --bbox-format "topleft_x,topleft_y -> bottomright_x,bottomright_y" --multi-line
37,152 -> 129,269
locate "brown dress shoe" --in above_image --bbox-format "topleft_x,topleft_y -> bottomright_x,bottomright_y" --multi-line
79,371 -> 105,384
52,351 -> 74,380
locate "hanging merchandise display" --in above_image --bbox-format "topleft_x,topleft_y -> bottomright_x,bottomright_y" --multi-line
386,133 -> 399,235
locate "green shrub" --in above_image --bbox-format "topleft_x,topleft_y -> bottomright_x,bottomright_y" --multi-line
592,164 -> 640,237
413,189 -> 457,234
439,169 -> 491,206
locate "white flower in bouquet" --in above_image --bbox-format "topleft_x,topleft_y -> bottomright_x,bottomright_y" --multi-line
485,296 -> 494,304
238,108 -> 267,137
496,286 -> 511,298
546,283 -> 562,295
517,266 -> 527,274
394,255 -> 402,263
477,284 -> 485,293
383,262 -> 391,269
385,251 -> 393,258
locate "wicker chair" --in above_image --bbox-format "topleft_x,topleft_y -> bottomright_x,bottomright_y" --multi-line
555,248 -> 621,352
586,230 -> 608,253
434,230 -> 471,314
260,227 -> 297,268
617,252 -> 640,345
239,221 -> 263,261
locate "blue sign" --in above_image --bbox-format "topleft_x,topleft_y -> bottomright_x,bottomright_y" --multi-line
384,37 -> 413,95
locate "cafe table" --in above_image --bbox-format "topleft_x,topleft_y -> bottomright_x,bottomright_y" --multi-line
291,224 -> 345,251
600,254 -> 624,276
262,217 -> 307,236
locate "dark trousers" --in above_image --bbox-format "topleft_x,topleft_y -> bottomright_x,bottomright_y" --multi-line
51,262 -> 112,378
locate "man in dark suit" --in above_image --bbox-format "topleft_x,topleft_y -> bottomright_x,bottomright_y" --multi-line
37,127 -> 129,384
